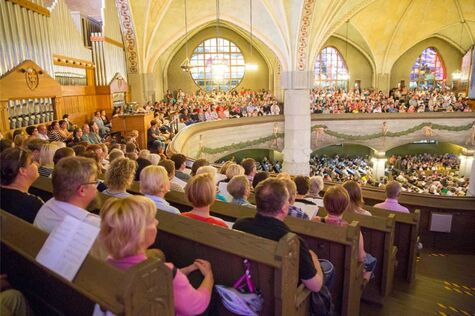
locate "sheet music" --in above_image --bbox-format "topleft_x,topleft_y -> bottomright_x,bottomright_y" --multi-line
36,215 -> 100,281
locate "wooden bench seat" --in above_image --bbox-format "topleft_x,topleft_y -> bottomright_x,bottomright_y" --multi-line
0,210 -> 174,316
366,206 -> 420,282
153,209 -> 310,315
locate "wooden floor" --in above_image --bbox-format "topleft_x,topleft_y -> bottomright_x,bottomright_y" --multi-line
361,250 -> 475,316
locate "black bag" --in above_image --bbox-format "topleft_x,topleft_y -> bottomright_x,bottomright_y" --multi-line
310,285 -> 334,316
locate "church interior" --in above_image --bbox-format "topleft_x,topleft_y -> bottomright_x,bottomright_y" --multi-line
1,0 -> 475,315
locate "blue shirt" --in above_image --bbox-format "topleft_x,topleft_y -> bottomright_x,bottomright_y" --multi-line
145,194 -> 180,214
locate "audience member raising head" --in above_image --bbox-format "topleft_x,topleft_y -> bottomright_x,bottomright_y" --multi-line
103,157 -> 136,198
0,147 -> 43,223
99,195 -> 213,315
140,165 -> 180,214
182,174 -> 228,228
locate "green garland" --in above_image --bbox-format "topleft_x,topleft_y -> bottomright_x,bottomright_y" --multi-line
200,133 -> 284,155
311,122 -> 472,141
198,122 -> 472,155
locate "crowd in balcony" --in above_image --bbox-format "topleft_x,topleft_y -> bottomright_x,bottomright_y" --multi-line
310,87 -> 472,114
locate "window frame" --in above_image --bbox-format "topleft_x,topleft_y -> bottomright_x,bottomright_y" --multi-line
189,37 -> 246,92
409,47 -> 447,89
313,46 -> 350,90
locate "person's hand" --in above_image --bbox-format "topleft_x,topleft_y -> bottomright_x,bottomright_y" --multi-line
311,216 -> 322,222
180,263 -> 198,276
194,259 -> 213,277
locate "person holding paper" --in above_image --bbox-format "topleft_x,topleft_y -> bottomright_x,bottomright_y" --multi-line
34,156 -> 100,233
99,196 -> 214,316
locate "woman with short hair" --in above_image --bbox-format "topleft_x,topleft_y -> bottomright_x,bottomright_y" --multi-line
103,157 -> 136,198
182,174 -> 228,228
227,175 -> 255,208
38,143 -> 59,177
140,165 -> 180,214
99,195 -> 213,316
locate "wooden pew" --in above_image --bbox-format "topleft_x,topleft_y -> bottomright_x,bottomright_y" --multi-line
28,178 -> 312,315
153,209 -> 310,316
0,210 -> 174,316
156,190 -> 363,316
365,206 -> 421,282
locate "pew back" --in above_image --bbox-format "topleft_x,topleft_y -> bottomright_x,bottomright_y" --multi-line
0,210 -> 174,316
365,206 -> 420,282
153,209 -> 308,316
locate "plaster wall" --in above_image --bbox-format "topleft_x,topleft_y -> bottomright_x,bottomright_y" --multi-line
390,37 -> 462,89
167,27 -> 270,94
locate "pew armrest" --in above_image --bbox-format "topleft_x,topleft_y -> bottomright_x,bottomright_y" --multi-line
295,283 -> 312,307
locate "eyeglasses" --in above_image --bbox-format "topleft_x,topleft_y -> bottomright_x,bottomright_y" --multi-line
82,180 -> 100,186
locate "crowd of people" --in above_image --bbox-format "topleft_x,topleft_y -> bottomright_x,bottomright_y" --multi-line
310,87 -> 472,114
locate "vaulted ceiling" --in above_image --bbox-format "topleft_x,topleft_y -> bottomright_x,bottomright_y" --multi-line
67,0 -> 475,75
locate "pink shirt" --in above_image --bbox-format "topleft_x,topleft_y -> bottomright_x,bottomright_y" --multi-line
374,198 -> 410,213
108,254 -> 211,316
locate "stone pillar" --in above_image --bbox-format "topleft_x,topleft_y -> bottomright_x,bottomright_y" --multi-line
371,151 -> 386,180
464,150 -> 475,196
127,73 -> 146,105
281,70 -> 312,175
459,151 -> 473,177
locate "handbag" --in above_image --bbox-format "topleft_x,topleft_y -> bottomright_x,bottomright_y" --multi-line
215,259 -> 264,316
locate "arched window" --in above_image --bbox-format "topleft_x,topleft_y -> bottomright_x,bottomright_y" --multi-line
410,47 -> 446,89
314,47 -> 349,89
189,38 -> 245,92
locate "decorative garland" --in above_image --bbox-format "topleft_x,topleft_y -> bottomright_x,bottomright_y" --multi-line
197,122 -> 472,155
311,122 -> 473,141
200,133 -> 284,155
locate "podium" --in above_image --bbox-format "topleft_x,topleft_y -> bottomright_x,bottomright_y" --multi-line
111,112 -> 154,149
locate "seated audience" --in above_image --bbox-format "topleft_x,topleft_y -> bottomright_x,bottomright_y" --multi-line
196,166 -> 227,201
108,148 -> 125,163
218,163 -> 245,201
280,178 -> 310,220
37,124 -> 49,141
140,165 -> 180,214
0,148 -> 43,223
241,158 -> 257,184
99,196 -> 213,315
252,171 -> 269,190
294,176 -> 318,218
0,139 -> 14,153
374,181 -> 410,213
53,147 -> 75,165
148,153 -> 161,165
191,158 -> 209,176
322,186 -> 376,282
34,157 -> 99,233
343,181 -> 372,216
171,154 -> 191,182
38,143 -> 59,177
182,174 -> 228,228
25,138 -> 46,163
135,157 -> 152,181
88,122 -> 102,144
227,175 -> 255,208
305,176 -> 325,207
233,178 -> 324,292
103,157 -> 136,198
159,159 -> 186,192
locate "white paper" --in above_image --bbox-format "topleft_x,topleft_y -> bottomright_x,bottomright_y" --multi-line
294,202 -> 319,219
430,213 -> 453,233
36,215 -> 100,281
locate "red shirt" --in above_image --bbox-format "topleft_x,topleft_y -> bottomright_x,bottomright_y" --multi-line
181,212 -> 229,228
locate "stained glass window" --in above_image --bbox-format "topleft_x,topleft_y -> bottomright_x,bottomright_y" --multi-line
314,47 -> 349,89
409,47 -> 446,89
190,38 -> 245,92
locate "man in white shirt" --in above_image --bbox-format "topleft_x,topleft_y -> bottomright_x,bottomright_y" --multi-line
37,125 -> 49,141
34,156 -> 100,233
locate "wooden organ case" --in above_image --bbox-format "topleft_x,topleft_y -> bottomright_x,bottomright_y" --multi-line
0,60 -> 62,135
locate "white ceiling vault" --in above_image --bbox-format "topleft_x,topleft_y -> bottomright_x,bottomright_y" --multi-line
123,0 -> 475,77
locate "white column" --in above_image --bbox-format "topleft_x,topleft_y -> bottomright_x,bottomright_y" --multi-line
371,151 -> 386,180
282,88 -> 311,175
465,151 -> 475,196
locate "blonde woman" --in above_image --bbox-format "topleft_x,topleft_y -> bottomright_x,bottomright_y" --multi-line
103,157 -> 136,198
305,176 -> 325,207
140,165 -> 180,214
38,143 -> 59,177
182,174 -> 228,228
342,181 -> 372,216
196,165 -> 227,201
99,196 -> 213,315
217,163 -> 244,202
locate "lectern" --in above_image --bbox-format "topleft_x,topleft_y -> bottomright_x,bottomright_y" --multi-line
111,112 -> 154,149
